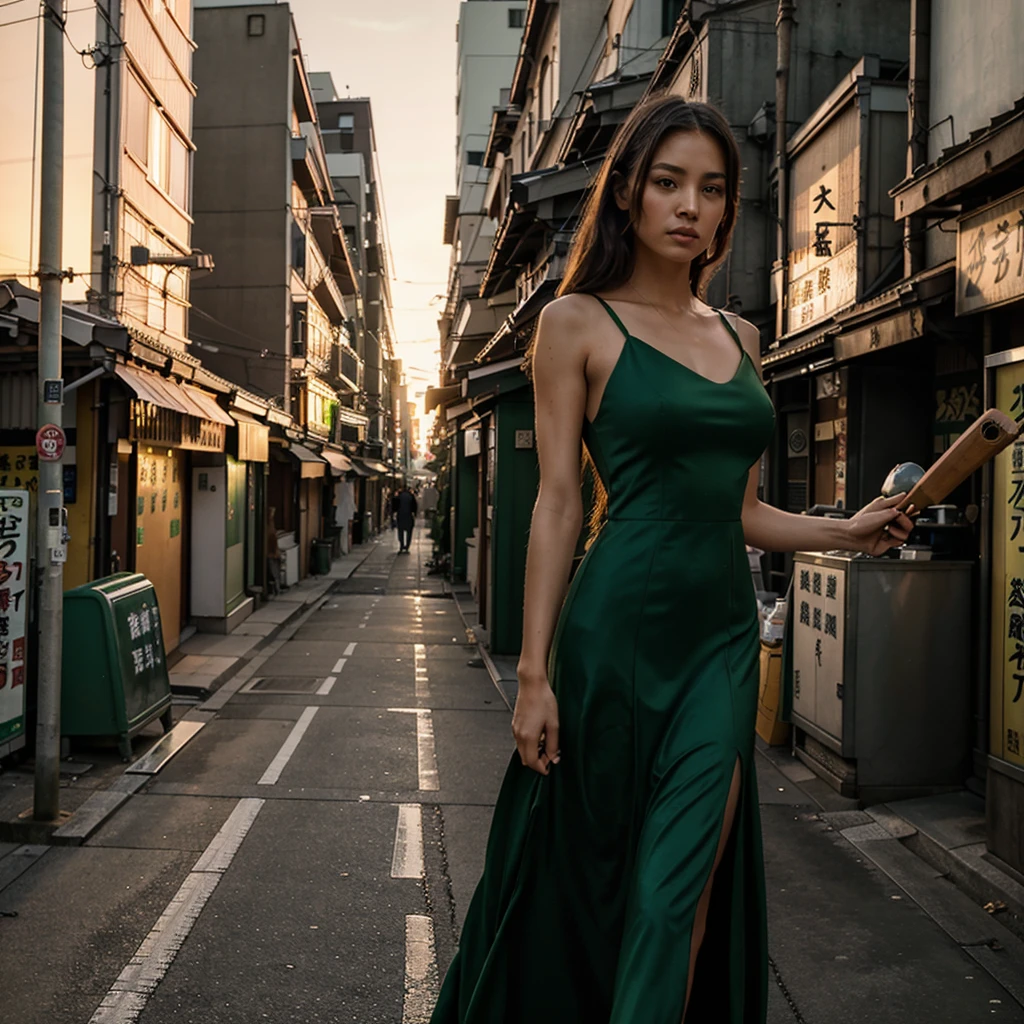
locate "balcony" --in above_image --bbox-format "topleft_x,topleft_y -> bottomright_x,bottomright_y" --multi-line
331,341 -> 363,394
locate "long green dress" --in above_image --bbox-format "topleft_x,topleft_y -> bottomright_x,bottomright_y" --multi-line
431,296 -> 777,1023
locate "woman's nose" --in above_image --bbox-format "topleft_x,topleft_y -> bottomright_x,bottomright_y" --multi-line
675,188 -> 699,218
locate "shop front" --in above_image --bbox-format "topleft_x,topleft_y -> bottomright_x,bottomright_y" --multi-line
189,401 -> 270,633
976,190 -> 1024,875
114,361 -> 233,654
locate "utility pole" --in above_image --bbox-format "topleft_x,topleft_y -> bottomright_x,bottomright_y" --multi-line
774,0 -> 796,340
34,0 -> 67,822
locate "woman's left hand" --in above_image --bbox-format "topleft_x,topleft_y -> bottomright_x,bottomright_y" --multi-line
846,493 -> 916,556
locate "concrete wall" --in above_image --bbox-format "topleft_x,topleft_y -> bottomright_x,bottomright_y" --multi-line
456,0 -> 526,212
191,2 -> 293,401
927,0 -> 1024,165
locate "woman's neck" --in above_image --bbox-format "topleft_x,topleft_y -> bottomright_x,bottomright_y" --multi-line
625,246 -> 698,312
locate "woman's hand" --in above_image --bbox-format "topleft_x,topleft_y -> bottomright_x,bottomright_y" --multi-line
845,493 -> 915,556
512,665 -> 561,776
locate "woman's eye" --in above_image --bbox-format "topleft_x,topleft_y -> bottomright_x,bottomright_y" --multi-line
656,177 -> 676,188
703,185 -> 723,195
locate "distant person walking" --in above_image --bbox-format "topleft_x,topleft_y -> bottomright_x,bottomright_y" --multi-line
420,482 -> 439,518
395,484 -> 418,553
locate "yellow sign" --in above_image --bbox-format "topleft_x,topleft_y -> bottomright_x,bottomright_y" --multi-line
991,362 -> 1024,764
957,187 -> 1024,316
0,449 -> 39,494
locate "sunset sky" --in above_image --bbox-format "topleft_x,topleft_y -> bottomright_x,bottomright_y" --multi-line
288,0 -> 463,410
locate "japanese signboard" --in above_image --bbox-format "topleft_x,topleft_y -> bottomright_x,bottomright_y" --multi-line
791,561 -> 847,742
0,449 -> 39,494
0,490 -> 29,751
787,242 -> 858,335
991,361 -> 1024,766
957,187 -> 1024,316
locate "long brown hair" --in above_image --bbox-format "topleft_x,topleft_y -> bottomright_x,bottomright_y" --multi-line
560,95 -> 741,301
549,95 -> 742,541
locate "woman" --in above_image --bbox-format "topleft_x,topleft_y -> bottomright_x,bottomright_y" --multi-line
430,96 -> 912,1023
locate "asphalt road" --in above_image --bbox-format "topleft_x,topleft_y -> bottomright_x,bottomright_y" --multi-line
2,523 -> 1023,1023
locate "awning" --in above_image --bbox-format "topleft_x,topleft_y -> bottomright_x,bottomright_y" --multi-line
350,457 -> 389,477
182,385 -> 234,426
321,450 -> 354,476
425,384 -> 460,413
230,409 -> 270,462
115,363 -> 236,427
115,363 -> 191,415
287,442 -> 328,479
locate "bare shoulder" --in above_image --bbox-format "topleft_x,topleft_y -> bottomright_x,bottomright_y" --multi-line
533,293 -> 602,367
537,293 -> 601,338
723,312 -> 762,373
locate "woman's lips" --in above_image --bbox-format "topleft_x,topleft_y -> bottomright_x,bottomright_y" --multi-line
668,230 -> 700,243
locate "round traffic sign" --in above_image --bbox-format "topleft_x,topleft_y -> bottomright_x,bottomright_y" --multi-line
36,423 -> 66,462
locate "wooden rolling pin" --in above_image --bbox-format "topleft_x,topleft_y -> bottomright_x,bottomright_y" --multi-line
899,409 -> 1021,512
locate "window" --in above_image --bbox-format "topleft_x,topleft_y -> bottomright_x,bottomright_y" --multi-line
538,56 -> 551,123
508,7 -> 525,29
247,13 -> 264,36
466,150 -> 484,167
291,219 -> 307,277
168,134 -> 188,210
337,114 -> 354,133
148,108 -> 169,191
125,73 -> 149,159
292,301 -> 307,357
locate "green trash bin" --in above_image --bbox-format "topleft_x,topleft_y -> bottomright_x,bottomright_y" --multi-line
61,573 -> 173,760
311,539 -> 332,575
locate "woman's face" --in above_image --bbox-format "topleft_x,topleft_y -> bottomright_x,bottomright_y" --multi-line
623,129 -> 729,266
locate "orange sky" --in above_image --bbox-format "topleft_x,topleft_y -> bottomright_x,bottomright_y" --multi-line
288,0 -> 462,411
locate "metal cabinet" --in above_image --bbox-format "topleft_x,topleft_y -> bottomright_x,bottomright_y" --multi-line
791,552 -> 973,800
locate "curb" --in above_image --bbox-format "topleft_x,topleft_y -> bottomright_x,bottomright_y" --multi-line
448,585 -> 516,712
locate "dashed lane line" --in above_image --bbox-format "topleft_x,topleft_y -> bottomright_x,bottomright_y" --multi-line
402,915 -> 440,1024
89,798 -> 264,1024
257,706 -> 319,785
344,642 -> 357,656
414,643 -> 429,699
388,708 -> 440,792
391,803 -> 424,879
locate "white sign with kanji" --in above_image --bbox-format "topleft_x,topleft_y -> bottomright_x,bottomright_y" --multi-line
0,490 -> 29,746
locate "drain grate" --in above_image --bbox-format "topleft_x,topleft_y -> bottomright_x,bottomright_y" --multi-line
244,676 -> 324,694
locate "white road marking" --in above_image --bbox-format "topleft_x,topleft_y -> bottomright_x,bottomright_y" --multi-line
344,642 -> 357,656
414,643 -> 429,699
402,915 -> 439,1024
258,707 -> 318,785
391,803 -> 424,879
89,799 -> 264,1024
316,674 -> 338,696
387,708 -> 440,791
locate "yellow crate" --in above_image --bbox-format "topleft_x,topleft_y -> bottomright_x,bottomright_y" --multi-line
756,641 -> 790,746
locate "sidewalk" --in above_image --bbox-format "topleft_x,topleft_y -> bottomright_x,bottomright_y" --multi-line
451,583 -> 1024,1014
0,540 -> 378,847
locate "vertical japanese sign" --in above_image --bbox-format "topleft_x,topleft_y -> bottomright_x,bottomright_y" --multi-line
957,187 -> 1024,316
792,561 -> 846,740
0,490 -> 29,747
992,364 -> 1024,765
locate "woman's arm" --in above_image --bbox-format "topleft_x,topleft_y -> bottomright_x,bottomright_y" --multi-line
728,315 -> 914,555
513,297 -> 591,776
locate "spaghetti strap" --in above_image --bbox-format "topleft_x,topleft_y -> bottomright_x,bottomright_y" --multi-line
594,295 -> 631,340
717,309 -> 745,353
